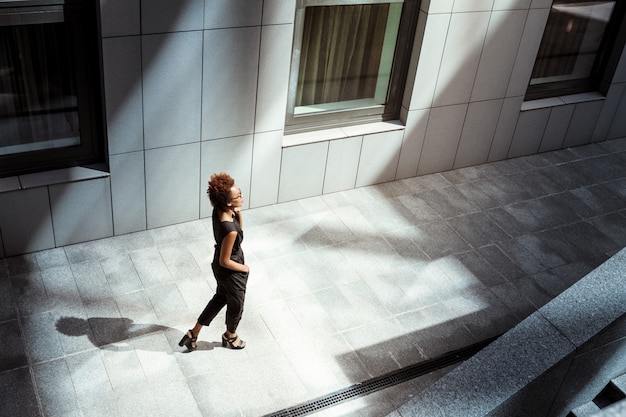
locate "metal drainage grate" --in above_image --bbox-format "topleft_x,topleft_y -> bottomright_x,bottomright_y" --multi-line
264,337 -> 497,417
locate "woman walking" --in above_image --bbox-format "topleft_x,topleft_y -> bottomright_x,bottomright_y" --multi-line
179,172 -> 249,351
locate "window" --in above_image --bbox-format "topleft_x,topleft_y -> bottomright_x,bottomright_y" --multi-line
286,0 -> 419,133
0,0 -> 104,178
526,0 -> 626,100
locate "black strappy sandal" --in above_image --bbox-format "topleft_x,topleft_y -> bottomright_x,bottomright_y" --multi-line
178,329 -> 197,351
222,332 -> 245,349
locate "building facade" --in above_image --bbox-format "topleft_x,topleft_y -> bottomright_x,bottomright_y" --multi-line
1,0 -> 625,258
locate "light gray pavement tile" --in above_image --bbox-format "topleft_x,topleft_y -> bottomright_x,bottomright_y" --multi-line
553,221 -> 619,261
551,190 -> 599,219
11,271 -> 52,316
149,224 -> 184,246
242,266 -> 282,312
587,212 -> 626,247
114,290 -> 160,328
520,153 -> 555,169
99,254 -> 143,295
420,187 -> 481,219
507,170 -> 564,198
158,244 -> 203,280
486,205 -> 539,237
89,236 -> 128,260
5,253 -> 38,276
286,292 -> 339,337
129,332 -> 184,382
538,164 -> 588,191
152,379 -> 203,417
175,219 -> 209,240
446,212 -> 511,248
568,159 -> 617,186
115,230 -> 155,253
33,359 -> 80,416
602,177 -> 626,203
261,256 -> 312,299
0,272 -> 16,321
101,348 -> 146,390
381,228 -> 431,265
488,175 -> 533,205
525,194 -> 584,229
454,181 -> 503,210
489,281 -> 537,322
35,247 -> 69,269
343,317 -> 426,376
285,250 -> 337,292
363,271 -> 419,315
176,277 -> 214,317
83,298 -> 128,347
441,165 -> 489,184
40,265 -> 82,311
314,286 -> 366,332
233,311 -> 281,358
497,238 -> 554,275
477,244 -> 527,281
371,179 -> 415,198
185,237 -> 214,273
64,241 -> 100,264
445,251 -> 507,288
570,184 -> 626,215
65,350 -> 116,412
536,228 -> 592,264
52,304 -> 99,355
396,303 -> 476,359
583,153 -> 626,182
490,156 -> 536,174
245,220 -> 309,260
21,312 -> 65,363
452,288 -> 519,342
338,279 -> 394,324
109,382 -> 163,417
0,320 -> 28,372
356,197 -> 425,233
283,339 -> 360,395
0,368 -> 41,417
400,173 -> 451,193
144,283 -> 188,327
297,194 -> 332,215
388,262 -> 456,310
516,234 -> 568,270
337,235 -> 407,275
541,147 -> 580,163
334,204 -> 378,239
396,194 -> 442,223
305,210 -> 356,245
71,260 -> 113,302
531,270 -> 576,298
408,220 -> 471,259
258,299 -> 310,352
129,248 -> 174,287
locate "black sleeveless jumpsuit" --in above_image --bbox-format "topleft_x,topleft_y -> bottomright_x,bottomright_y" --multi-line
197,209 -> 248,332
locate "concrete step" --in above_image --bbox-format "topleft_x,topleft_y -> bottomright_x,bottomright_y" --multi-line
568,373 -> 626,417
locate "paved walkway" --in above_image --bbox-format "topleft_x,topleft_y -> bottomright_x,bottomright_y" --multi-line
1,138 -> 626,417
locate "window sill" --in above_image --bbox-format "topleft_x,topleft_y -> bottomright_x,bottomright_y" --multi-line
0,165 -> 110,194
283,120 -> 405,147
521,92 -> 605,111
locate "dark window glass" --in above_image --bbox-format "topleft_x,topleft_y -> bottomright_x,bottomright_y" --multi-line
0,1 -> 104,177
286,0 -> 418,133
526,0 -> 625,100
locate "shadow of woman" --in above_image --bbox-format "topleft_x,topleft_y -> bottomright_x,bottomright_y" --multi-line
55,316 -> 221,352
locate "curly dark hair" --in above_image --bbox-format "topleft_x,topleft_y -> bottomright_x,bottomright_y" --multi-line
207,172 -> 235,211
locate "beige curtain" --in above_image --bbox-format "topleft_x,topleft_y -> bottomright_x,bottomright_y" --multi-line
296,4 -> 389,106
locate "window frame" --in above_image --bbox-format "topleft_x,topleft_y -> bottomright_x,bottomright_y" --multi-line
0,0 -> 105,178
285,0 -> 419,134
525,0 -> 626,101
